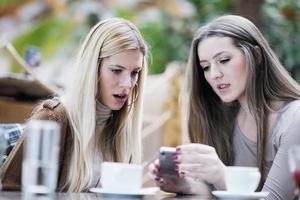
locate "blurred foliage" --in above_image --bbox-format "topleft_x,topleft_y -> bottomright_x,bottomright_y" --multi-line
5,0 -> 300,77
136,0 -> 300,77
138,13 -> 194,74
188,0 -> 232,21
0,0 -> 26,6
0,0 -> 31,17
263,0 -> 300,80
11,15 -> 88,72
11,16 -> 71,72
115,7 -> 135,21
116,0 -> 231,74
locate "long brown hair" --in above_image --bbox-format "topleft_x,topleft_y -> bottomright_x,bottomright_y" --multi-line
184,15 -> 300,189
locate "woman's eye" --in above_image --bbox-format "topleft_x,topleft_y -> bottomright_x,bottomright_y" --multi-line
220,58 -> 230,64
202,66 -> 210,72
111,69 -> 122,74
131,71 -> 140,78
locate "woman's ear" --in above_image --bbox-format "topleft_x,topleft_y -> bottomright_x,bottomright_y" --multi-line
254,46 -> 262,64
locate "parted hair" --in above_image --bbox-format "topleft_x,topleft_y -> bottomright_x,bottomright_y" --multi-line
183,15 -> 300,189
60,18 -> 149,192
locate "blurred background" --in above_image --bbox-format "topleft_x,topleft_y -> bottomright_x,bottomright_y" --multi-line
0,0 -> 300,170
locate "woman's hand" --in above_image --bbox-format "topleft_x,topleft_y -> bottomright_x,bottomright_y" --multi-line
148,159 -> 192,194
176,143 -> 226,190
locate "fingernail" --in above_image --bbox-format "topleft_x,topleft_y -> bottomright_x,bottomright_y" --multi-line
174,165 -> 179,171
179,171 -> 186,177
174,160 -> 180,164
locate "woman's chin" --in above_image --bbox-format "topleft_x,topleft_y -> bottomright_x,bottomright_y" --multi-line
220,97 -> 236,103
110,104 -> 125,111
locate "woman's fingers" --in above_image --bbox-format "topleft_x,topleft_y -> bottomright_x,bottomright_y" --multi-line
176,151 -> 219,165
178,161 -> 225,186
147,170 -> 157,180
175,144 -> 219,166
179,163 -> 220,174
179,163 -> 202,171
174,144 -> 225,186
177,143 -> 216,154
148,162 -> 159,176
148,158 -> 193,194
157,176 -> 191,194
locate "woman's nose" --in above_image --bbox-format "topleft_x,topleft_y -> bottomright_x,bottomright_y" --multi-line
210,65 -> 223,80
120,74 -> 133,88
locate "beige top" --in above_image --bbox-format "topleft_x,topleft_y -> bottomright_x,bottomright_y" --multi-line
92,100 -> 111,187
234,100 -> 300,200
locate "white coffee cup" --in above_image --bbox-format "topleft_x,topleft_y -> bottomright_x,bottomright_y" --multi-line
224,166 -> 261,193
101,162 -> 143,192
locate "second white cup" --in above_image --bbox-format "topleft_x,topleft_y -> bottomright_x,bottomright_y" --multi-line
224,166 -> 261,193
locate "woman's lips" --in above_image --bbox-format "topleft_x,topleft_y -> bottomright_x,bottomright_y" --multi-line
217,84 -> 230,92
113,94 -> 128,104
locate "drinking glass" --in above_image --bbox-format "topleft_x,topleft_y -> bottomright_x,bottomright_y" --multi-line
22,120 -> 60,195
289,145 -> 300,199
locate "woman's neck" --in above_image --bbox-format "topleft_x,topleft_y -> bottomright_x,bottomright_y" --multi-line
237,101 -> 257,142
238,96 -> 252,118
95,99 -> 112,126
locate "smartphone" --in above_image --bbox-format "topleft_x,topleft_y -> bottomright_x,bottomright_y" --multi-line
159,146 -> 178,177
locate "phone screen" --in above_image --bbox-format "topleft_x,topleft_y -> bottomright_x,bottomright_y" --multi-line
159,147 -> 178,177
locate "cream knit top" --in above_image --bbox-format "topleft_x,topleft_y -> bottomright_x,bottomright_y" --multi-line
92,99 -> 111,187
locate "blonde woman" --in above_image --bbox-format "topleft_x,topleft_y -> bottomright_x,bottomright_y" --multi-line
150,15 -> 300,199
1,18 -> 149,192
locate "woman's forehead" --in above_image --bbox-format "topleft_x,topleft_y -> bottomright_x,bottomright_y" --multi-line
197,37 -> 235,60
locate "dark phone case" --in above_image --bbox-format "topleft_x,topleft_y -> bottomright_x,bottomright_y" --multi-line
159,150 -> 178,177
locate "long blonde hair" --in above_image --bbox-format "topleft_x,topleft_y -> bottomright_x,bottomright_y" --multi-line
60,18 -> 148,192
183,15 -> 300,189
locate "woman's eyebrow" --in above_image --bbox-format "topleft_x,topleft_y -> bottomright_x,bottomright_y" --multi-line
108,64 -> 126,69
212,51 -> 226,59
199,51 -> 226,63
109,64 -> 142,71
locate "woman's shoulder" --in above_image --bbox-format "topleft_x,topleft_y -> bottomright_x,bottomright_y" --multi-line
280,100 -> 300,116
275,100 -> 300,132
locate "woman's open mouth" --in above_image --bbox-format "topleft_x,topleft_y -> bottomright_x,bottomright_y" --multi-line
113,94 -> 128,103
217,84 -> 230,92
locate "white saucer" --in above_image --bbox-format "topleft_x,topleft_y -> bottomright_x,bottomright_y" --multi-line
89,187 -> 159,196
212,191 -> 269,199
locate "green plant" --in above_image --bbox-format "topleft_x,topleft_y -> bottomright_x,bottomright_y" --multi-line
10,15 -> 83,72
139,13 -> 193,74
263,0 -> 300,80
